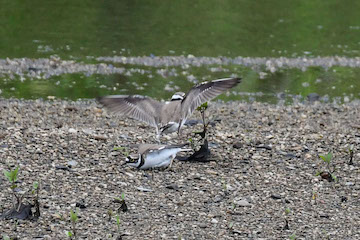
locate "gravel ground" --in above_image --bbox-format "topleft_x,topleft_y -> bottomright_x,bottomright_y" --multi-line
1,99 -> 360,239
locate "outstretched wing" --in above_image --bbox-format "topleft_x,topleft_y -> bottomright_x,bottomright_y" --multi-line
180,77 -> 241,119
98,95 -> 163,127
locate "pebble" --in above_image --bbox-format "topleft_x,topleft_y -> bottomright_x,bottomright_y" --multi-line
235,199 -> 252,207
211,218 -> 218,224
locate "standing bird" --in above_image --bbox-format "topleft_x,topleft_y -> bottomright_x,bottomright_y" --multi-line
98,77 -> 241,139
123,144 -> 191,170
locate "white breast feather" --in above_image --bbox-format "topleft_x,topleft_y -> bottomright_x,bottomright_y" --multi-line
140,148 -> 181,169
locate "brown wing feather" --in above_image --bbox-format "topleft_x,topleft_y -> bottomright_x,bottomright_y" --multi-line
180,77 -> 242,119
98,95 -> 163,127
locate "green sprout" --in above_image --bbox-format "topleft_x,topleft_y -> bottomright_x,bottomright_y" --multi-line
222,179 -> 226,190
196,102 -> 208,112
2,235 -> 11,240
32,181 -> 41,218
3,167 -> 19,190
283,208 -> 291,230
66,231 -> 73,238
289,233 -> 297,240
67,209 -> 78,239
318,152 -> 337,182
107,209 -> 113,221
115,215 -> 121,232
195,102 -> 209,139
3,167 -> 23,209
319,152 -> 332,165
113,146 -> 129,156
114,193 -> 125,203
285,208 -> 291,214
188,138 -> 195,150
312,191 -> 318,203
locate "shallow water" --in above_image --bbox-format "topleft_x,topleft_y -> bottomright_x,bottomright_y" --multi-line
1,0 -> 360,102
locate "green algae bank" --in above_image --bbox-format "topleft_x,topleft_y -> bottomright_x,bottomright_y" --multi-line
0,0 -> 360,102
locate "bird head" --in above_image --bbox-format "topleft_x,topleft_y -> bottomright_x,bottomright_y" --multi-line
171,92 -> 185,101
123,154 -> 141,167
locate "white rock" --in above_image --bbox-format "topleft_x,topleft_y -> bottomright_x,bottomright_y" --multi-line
68,128 -> 77,133
211,218 -> 218,224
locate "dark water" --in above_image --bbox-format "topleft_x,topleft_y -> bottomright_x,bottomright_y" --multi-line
1,0 -> 360,103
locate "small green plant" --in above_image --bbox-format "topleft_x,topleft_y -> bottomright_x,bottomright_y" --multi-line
319,152 -> 332,166
289,233 -> 297,240
3,167 -> 19,189
115,193 -> 128,213
2,235 -> 11,240
113,146 -> 129,156
3,167 -> 23,209
283,208 -> 291,230
312,191 -> 318,204
285,208 -> 291,214
197,102 -> 208,112
317,152 -> 337,182
107,209 -> 113,221
67,209 -> 78,239
195,102 -> 209,139
32,181 -> 40,218
221,179 -> 227,192
188,137 -> 195,150
66,231 -> 73,238
115,215 -> 120,232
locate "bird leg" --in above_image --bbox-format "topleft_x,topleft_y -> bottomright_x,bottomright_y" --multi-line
177,120 -> 183,141
155,127 -> 161,143
166,155 -> 175,172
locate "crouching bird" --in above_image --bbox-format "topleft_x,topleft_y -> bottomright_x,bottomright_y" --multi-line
98,77 -> 241,141
123,144 -> 191,170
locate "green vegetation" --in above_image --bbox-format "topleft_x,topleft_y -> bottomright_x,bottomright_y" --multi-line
316,152 -> 337,182
66,209 -> 79,239
3,167 -> 21,209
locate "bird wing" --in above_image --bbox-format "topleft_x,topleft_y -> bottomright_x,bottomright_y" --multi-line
138,144 -> 165,154
139,143 -> 188,154
98,95 -> 163,127
180,77 -> 241,120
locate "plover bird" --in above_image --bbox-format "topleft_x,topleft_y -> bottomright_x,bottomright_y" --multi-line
98,77 -> 241,139
123,144 -> 191,170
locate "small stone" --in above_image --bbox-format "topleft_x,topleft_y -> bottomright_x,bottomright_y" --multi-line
211,218 -> 218,224
76,200 -> 86,209
166,184 -> 179,191
233,142 -> 243,149
137,186 -> 152,192
270,194 -> 282,200
235,199 -> 252,207
198,223 -> 207,228
92,135 -> 108,140
307,93 -> 320,102
68,128 -> 77,133
55,165 -> 69,171
67,160 -> 78,167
